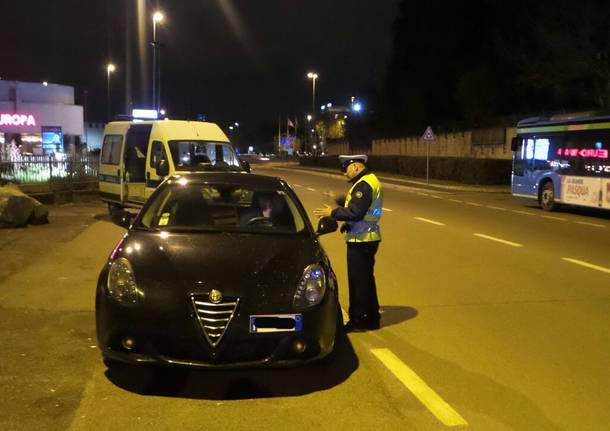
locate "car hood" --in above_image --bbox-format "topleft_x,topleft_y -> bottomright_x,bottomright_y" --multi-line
120,231 -> 322,307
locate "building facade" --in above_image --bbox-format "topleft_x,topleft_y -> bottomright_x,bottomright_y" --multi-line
0,80 -> 84,158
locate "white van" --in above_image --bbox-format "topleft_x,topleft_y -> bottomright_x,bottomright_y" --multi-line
99,120 -> 246,211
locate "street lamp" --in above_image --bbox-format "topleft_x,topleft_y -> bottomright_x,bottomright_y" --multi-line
306,72 -> 318,118
106,63 -> 116,122
307,72 -> 318,153
152,11 -> 164,111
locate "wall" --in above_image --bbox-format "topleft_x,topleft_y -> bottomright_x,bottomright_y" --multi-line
372,127 -> 516,160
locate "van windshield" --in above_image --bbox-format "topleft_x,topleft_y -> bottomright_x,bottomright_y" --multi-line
168,140 -> 244,171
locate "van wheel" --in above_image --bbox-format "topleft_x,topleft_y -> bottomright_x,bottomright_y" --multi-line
108,202 -> 123,214
540,181 -> 556,211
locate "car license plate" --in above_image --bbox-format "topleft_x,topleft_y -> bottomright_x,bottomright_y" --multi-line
250,314 -> 303,333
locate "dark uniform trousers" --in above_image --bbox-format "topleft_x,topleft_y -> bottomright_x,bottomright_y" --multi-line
347,240 -> 380,323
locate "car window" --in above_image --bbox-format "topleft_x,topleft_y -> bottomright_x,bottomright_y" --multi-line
139,183 -> 305,233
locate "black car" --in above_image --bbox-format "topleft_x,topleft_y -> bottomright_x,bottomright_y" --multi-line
96,172 -> 341,368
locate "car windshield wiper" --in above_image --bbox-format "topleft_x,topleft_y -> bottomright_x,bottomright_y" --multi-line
132,225 -> 159,232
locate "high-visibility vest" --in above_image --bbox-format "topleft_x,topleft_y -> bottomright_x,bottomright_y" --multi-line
344,173 -> 383,242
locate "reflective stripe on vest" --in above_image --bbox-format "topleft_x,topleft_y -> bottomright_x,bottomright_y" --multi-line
344,173 -> 383,242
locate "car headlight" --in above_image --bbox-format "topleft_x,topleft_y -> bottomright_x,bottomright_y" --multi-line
293,264 -> 326,310
107,257 -> 140,305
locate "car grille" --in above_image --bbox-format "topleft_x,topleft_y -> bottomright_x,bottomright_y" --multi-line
190,294 -> 240,348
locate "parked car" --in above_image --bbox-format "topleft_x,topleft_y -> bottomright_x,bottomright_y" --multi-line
96,172 -> 341,369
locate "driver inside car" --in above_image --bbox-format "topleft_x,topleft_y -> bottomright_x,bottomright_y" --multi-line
241,192 -> 289,227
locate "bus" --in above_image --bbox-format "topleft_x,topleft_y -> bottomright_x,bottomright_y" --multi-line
511,116 -> 610,211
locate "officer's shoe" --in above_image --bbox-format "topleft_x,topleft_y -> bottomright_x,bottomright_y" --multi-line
343,320 -> 369,333
344,318 -> 380,333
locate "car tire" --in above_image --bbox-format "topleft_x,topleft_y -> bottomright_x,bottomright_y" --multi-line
540,181 -> 556,211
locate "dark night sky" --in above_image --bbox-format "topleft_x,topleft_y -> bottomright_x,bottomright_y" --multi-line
1,0 -> 400,137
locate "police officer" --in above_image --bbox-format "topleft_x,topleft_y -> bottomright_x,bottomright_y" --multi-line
314,155 -> 383,332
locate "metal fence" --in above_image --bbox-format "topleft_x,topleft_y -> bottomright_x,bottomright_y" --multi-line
0,155 -> 99,184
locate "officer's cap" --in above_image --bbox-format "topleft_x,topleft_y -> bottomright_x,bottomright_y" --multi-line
339,154 -> 368,172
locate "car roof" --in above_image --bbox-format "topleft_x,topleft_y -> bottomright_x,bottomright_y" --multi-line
168,172 -> 287,188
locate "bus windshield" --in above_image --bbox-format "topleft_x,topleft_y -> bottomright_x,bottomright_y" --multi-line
168,140 -> 243,172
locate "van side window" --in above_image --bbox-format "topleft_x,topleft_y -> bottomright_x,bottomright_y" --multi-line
149,141 -> 167,168
101,135 -> 123,165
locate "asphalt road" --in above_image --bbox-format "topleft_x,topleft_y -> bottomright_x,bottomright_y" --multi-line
0,166 -> 608,430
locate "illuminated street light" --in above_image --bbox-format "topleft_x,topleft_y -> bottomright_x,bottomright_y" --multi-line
353,102 -> 362,112
160,109 -> 166,116
229,126 -> 234,131
106,63 -> 116,122
152,11 -> 164,111
235,122 -> 239,127
326,102 -> 332,108
307,114 -> 312,122
42,81 -> 48,86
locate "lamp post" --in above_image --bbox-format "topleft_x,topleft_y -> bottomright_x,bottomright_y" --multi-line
106,63 -> 116,122
307,72 -> 318,153
152,11 -> 164,111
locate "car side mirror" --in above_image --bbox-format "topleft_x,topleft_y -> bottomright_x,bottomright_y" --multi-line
511,137 -> 522,152
240,158 -> 251,173
155,159 -> 169,177
111,210 -> 134,229
316,216 -> 338,235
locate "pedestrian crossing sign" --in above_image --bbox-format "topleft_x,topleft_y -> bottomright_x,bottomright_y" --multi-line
422,126 -> 437,141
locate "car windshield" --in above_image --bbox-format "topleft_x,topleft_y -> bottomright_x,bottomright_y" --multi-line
137,182 -> 306,234
168,140 -> 243,172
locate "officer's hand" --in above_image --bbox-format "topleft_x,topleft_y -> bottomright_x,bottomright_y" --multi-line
313,204 -> 333,218
340,223 -> 349,233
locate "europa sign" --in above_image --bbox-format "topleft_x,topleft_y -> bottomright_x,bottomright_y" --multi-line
0,113 -> 37,127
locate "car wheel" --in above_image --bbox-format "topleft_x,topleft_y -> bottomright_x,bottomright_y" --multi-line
540,181 -> 556,211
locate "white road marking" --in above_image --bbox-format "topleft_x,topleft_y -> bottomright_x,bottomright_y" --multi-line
429,195 -> 443,199
512,210 -> 536,216
293,184 -> 303,187
474,233 -> 524,247
575,221 -> 606,228
486,205 -> 506,211
371,348 -> 468,427
417,192 -> 429,196
415,217 -> 446,226
382,207 -> 393,212
465,202 -> 482,207
541,215 -> 567,221
307,187 -> 316,191
561,258 -> 610,274
448,199 -> 462,203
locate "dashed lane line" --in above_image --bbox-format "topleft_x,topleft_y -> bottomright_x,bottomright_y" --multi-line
486,205 -> 506,211
465,202 -> 482,207
417,192 -> 430,196
383,207 -> 393,212
306,187 -> 316,192
371,348 -> 468,427
541,215 -> 567,221
415,217 -> 446,226
448,199 -> 463,203
512,210 -> 536,216
293,184 -> 303,187
575,221 -> 606,228
429,195 -> 443,199
473,233 -> 524,247
561,258 -> 610,274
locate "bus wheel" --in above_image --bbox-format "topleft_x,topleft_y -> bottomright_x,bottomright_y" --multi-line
540,181 -> 556,211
